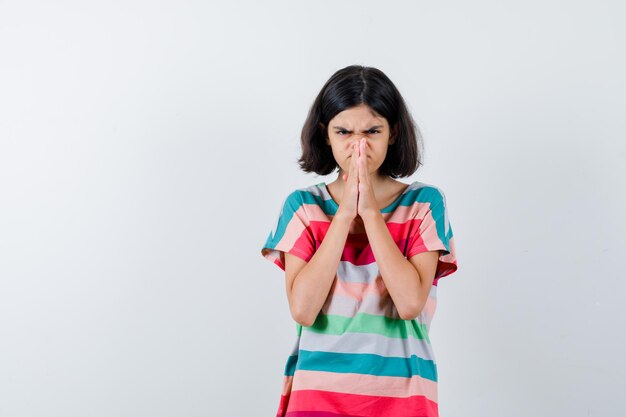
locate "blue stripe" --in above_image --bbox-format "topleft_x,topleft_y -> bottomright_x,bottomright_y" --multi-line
292,349 -> 438,382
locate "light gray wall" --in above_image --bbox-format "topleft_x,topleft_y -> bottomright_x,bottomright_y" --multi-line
1,1 -> 624,416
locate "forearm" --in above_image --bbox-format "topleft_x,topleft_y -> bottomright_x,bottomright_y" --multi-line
361,209 -> 423,319
291,211 -> 353,326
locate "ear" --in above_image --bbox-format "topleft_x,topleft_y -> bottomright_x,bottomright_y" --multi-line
389,125 -> 398,145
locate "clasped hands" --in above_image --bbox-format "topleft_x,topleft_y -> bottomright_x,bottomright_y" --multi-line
338,138 -> 380,221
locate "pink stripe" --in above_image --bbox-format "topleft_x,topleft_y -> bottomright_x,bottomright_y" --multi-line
285,388 -> 438,417
291,369 -> 438,404
305,201 -> 430,224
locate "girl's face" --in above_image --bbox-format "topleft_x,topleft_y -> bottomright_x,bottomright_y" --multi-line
325,103 -> 395,177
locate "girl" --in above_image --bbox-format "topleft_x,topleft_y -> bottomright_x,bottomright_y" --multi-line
261,65 -> 458,417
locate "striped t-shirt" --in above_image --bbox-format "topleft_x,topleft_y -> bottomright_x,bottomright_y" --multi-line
261,180 -> 458,417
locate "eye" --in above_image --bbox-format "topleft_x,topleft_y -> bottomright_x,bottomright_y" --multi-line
334,129 -> 380,136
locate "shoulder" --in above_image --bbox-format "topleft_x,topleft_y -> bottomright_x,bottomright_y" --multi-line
405,180 -> 447,207
280,182 -> 326,211
287,182 -> 329,205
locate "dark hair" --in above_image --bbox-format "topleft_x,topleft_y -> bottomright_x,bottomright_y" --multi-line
298,65 -> 423,178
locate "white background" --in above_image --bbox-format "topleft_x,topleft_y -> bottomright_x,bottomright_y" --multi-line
1,1 -> 625,416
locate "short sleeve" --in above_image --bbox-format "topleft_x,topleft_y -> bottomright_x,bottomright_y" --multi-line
406,187 -> 458,284
261,190 -> 316,272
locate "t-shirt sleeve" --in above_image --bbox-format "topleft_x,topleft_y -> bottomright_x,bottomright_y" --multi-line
406,187 -> 458,284
261,190 -> 316,272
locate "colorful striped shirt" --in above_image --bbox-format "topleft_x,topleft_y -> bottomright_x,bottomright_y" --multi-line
261,180 -> 459,417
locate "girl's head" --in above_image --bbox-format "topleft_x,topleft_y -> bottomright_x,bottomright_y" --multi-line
298,65 -> 423,179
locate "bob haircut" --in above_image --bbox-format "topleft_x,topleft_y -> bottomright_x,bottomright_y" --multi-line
298,65 -> 423,178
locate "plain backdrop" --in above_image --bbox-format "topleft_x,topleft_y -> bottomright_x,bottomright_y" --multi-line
1,1 -> 625,416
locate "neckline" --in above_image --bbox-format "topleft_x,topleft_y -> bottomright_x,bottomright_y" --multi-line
321,181 -> 412,213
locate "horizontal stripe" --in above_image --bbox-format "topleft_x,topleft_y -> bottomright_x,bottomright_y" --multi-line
324,291 -> 403,320
285,388 -> 438,417
307,180 -> 444,212
309,213 -> 453,269
275,181 -> 447,230
295,349 -> 437,381
285,411 -> 362,417
292,369 -> 438,404
335,261 -> 379,284
305,312 -> 430,342
297,329 -> 436,362
324,282 -> 437,318
306,201 -> 426,232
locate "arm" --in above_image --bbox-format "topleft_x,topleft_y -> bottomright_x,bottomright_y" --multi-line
361,210 -> 439,320
284,211 -> 353,327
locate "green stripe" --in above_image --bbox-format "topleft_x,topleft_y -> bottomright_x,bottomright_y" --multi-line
303,312 -> 430,342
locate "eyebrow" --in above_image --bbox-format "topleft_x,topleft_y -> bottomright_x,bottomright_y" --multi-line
332,125 -> 384,131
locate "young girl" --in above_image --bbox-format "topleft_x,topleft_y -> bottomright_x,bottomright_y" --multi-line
261,65 -> 458,417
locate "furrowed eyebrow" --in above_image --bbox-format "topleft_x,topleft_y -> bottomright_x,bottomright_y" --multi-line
332,125 -> 384,132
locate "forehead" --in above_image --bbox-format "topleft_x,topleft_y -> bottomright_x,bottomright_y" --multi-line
331,104 -> 387,126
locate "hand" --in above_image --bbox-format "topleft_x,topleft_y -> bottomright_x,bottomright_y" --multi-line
356,138 -> 379,217
338,142 -> 359,221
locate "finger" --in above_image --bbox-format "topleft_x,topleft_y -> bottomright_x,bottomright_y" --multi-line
360,138 -> 368,163
358,140 -> 366,182
361,139 -> 369,173
351,143 -> 358,180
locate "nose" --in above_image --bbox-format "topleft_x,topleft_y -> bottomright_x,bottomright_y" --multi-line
351,136 -> 368,147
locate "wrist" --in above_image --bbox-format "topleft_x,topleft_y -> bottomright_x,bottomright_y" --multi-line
360,209 -> 381,223
334,208 -> 355,223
